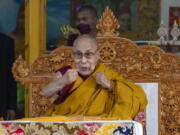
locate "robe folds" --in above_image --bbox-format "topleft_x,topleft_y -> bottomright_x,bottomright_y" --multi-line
46,63 -> 147,120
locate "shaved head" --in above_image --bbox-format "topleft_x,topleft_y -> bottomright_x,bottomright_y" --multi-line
73,34 -> 98,49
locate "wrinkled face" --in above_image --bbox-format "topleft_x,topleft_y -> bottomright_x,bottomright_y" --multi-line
73,38 -> 99,76
77,10 -> 97,30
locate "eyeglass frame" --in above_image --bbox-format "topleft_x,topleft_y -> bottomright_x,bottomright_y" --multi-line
72,49 -> 99,59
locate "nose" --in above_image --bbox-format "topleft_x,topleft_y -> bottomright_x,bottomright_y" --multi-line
81,56 -> 87,63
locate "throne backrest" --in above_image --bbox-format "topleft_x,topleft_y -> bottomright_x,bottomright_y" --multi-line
12,7 -> 180,135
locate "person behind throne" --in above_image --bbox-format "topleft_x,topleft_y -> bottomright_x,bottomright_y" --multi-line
58,5 -> 98,47
42,34 -> 147,120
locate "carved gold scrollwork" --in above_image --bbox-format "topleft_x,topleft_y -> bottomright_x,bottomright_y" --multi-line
99,41 -> 116,63
126,63 -> 142,73
160,80 -> 180,135
12,55 -> 30,83
150,52 -> 162,69
96,7 -> 119,37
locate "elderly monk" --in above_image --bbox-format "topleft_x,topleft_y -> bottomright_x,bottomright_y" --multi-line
42,35 -> 147,120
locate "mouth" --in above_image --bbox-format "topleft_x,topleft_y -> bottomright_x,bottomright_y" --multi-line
79,67 -> 90,72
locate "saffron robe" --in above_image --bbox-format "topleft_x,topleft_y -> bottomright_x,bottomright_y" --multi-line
46,63 -> 147,120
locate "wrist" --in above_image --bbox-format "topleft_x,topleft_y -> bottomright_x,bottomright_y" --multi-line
58,77 -> 68,87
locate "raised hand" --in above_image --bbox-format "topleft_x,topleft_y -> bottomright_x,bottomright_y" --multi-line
62,69 -> 78,85
95,72 -> 111,89
41,69 -> 78,97
60,24 -> 70,38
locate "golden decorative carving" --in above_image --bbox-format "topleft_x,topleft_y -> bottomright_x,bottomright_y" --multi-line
12,7 -> 180,135
98,41 -> 116,63
160,80 -> 180,135
12,55 -> 30,83
96,7 -> 120,37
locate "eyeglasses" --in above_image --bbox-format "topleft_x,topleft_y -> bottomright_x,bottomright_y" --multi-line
73,50 -> 98,59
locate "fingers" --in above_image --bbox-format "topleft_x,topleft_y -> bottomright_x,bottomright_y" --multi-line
95,72 -> 111,89
60,24 -> 70,37
95,72 -> 105,84
53,72 -> 62,81
95,72 -> 101,84
63,69 -> 78,84
67,69 -> 78,79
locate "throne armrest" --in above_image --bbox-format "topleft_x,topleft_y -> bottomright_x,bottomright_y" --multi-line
12,55 -> 54,84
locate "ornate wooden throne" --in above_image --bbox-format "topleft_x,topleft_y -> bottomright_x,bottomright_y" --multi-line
13,7 -> 180,135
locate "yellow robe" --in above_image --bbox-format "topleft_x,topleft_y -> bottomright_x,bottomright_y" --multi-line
46,63 -> 147,120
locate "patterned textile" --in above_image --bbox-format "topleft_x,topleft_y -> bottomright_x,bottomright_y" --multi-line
0,121 -> 142,135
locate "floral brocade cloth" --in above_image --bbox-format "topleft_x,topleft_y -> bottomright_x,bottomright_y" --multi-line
0,120 -> 142,135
